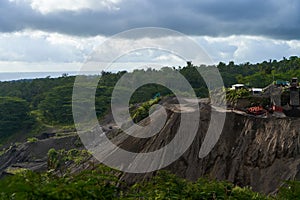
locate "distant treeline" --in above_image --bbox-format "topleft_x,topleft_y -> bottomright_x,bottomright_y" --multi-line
219,56 -> 300,88
0,56 -> 299,140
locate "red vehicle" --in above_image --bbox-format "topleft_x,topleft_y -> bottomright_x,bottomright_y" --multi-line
247,106 -> 267,115
272,105 -> 283,112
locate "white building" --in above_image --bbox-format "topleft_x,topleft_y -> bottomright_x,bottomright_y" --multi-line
252,88 -> 263,95
231,84 -> 245,90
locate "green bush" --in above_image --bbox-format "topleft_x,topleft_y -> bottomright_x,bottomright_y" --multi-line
0,165 -> 119,200
226,88 -> 250,102
27,137 -> 38,143
277,180 -> 300,199
0,97 -> 34,139
39,85 -> 73,125
127,171 -> 269,200
3,167 -> 299,199
131,97 -> 161,123
47,148 -> 91,173
128,171 -> 189,199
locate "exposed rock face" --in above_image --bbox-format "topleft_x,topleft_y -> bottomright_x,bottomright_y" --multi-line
0,135 -> 80,177
118,99 -> 300,194
178,113 -> 300,194
0,98 -> 299,194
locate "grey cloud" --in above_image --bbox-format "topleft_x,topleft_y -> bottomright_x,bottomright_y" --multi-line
0,33 -> 85,62
0,0 -> 300,39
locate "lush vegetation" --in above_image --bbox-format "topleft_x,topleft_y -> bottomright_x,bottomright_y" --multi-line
26,137 -> 38,143
0,56 -> 300,144
0,97 -> 34,141
277,180 -> 300,199
0,148 -> 298,199
130,96 -> 162,123
47,148 -> 91,174
0,166 -> 261,199
0,163 -> 299,199
0,57 -> 300,199
218,56 -> 300,88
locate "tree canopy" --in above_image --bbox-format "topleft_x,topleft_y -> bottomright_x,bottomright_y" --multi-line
0,56 -> 299,137
0,97 -> 34,139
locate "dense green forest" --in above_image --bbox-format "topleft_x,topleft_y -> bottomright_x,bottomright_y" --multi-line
0,162 -> 299,199
0,158 -> 299,200
0,147 -> 299,199
1,56 -> 300,199
0,56 -> 300,143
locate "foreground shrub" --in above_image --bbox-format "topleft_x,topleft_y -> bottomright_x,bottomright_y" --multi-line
2,167 -> 298,199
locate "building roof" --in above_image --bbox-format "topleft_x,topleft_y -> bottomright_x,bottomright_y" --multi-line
232,84 -> 245,87
252,88 -> 263,92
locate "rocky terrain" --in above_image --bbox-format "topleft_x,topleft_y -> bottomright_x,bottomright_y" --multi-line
0,133 -> 80,177
0,97 -> 299,194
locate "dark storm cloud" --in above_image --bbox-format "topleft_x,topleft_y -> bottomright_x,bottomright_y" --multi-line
0,0 -> 299,39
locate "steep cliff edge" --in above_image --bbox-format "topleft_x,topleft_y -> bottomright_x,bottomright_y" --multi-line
0,134 -> 81,177
0,98 -> 299,194
168,113 -> 300,194
116,99 -> 300,194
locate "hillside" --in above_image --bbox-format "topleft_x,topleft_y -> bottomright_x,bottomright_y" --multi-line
1,57 -> 300,198
0,97 -> 299,196
84,97 -> 300,194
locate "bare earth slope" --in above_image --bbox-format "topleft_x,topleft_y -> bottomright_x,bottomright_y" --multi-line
117,98 -> 300,194
0,97 -> 299,194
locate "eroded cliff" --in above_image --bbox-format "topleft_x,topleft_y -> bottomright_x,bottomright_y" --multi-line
118,98 -> 300,194
1,97 -> 299,194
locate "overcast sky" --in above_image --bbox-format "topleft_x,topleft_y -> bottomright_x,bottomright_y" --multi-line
0,0 -> 300,72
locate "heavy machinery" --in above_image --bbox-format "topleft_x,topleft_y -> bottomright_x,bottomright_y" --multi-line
247,80 -> 287,116
291,77 -> 299,88
262,84 -> 283,107
232,77 -> 299,117
290,77 -> 299,108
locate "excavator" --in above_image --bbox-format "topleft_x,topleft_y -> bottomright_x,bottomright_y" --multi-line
247,77 -> 299,117
246,82 -> 283,116
247,78 -> 299,117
